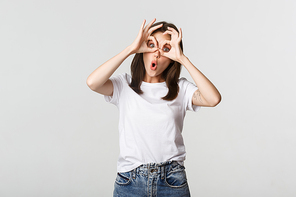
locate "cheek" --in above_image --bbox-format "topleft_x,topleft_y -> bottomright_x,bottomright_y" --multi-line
143,53 -> 152,66
160,57 -> 172,67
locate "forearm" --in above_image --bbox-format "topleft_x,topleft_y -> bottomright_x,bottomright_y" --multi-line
179,55 -> 221,106
86,46 -> 133,89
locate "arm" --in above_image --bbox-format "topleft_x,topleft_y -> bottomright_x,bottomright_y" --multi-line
179,56 -> 221,107
86,47 -> 132,96
86,19 -> 162,96
161,27 -> 221,107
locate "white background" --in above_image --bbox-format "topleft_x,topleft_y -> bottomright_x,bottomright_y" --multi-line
1,0 -> 295,196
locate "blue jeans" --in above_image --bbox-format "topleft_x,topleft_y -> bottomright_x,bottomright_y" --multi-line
113,160 -> 191,197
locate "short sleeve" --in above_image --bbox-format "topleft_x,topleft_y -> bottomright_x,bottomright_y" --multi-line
179,77 -> 201,112
104,73 -> 125,106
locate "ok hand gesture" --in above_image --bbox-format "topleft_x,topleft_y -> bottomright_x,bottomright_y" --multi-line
159,27 -> 184,63
129,18 -> 163,55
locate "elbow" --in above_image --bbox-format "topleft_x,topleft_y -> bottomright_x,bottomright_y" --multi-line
86,77 -> 94,90
209,94 -> 222,107
86,77 -> 104,92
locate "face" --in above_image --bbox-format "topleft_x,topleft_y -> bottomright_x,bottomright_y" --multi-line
143,31 -> 172,83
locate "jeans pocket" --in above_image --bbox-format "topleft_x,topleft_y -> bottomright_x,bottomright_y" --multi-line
115,171 -> 132,186
165,164 -> 188,188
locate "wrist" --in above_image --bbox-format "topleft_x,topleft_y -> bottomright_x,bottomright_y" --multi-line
125,45 -> 135,56
178,54 -> 188,65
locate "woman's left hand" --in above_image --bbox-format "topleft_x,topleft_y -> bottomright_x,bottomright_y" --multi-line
159,27 -> 184,63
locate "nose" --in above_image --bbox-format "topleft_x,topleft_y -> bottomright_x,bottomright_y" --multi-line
154,49 -> 160,59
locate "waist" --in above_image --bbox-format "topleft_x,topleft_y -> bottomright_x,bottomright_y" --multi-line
132,160 -> 183,176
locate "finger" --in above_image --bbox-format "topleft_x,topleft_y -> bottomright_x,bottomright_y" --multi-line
140,19 -> 146,30
144,18 -> 156,32
160,50 -> 172,59
167,27 -> 179,36
142,43 -> 159,53
159,40 -> 171,50
161,52 -> 169,58
178,28 -> 182,41
147,36 -> 158,48
147,23 -> 163,35
163,30 -> 173,36
137,19 -> 146,37
159,48 -> 165,56
146,47 -> 159,53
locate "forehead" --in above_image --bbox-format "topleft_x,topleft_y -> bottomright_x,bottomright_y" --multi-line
151,31 -> 171,42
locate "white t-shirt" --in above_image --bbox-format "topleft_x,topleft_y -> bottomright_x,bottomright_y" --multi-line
105,73 -> 200,172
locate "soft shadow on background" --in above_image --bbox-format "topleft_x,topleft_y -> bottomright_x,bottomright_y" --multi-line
1,0 -> 295,196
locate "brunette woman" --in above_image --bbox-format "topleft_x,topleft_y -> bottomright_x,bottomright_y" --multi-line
87,18 -> 221,196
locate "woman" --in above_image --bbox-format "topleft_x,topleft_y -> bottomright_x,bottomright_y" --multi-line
87,18 -> 221,197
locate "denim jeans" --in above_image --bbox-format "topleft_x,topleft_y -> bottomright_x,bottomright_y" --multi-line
113,160 -> 190,197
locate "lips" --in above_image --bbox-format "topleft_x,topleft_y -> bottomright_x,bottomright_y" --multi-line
150,60 -> 157,70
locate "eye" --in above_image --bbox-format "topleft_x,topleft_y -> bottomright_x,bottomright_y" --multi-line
162,44 -> 171,52
148,42 -> 155,48
163,47 -> 170,52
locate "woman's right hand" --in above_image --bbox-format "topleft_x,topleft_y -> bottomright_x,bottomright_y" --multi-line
128,18 -> 163,55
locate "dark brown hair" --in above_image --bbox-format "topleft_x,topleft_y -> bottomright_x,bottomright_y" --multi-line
129,21 -> 184,101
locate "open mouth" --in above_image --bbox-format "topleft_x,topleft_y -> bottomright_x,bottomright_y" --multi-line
150,60 -> 157,70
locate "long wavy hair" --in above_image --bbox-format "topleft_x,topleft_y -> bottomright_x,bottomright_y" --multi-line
129,21 -> 183,101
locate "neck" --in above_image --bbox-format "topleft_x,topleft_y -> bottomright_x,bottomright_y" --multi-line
143,75 -> 165,83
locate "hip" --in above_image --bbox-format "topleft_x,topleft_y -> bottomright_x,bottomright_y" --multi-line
113,160 -> 190,197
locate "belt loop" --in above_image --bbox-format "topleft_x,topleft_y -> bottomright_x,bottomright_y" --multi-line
161,165 -> 165,179
132,168 -> 136,179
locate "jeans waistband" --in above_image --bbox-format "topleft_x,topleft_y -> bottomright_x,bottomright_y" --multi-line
131,160 -> 181,180
139,160 -> 175,168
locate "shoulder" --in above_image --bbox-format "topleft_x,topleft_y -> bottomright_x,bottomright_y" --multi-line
178,77 -> 195,88
178,77 -> 187,84
124,73 -> 132,84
